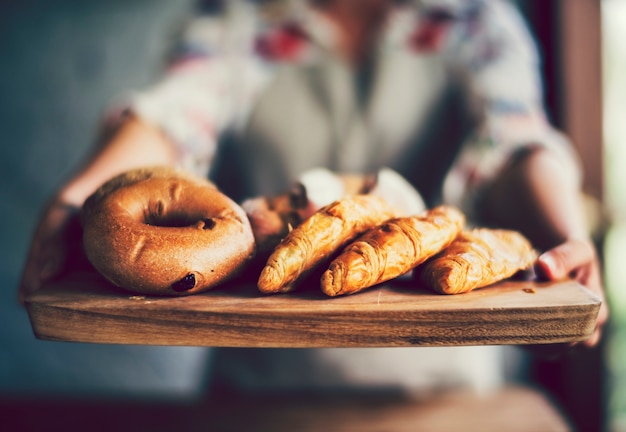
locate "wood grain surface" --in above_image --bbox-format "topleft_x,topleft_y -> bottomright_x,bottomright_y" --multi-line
25,271 -> 601,348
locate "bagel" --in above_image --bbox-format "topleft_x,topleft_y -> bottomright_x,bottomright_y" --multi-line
81,167 -> 255,295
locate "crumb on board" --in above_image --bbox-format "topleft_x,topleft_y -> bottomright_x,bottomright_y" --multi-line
522,288 -> 536,294
129,296 -> 146,301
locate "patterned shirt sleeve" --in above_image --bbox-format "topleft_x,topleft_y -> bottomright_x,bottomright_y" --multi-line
423,0 -> 583,218
105,4 -> 262,178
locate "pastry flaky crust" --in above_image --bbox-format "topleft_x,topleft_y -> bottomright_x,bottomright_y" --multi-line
257,194 -> 401,293
420,228 -> 538,295
321,206 -> 465,297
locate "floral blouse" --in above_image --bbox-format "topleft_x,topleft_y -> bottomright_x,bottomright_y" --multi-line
112,0 -> 580,220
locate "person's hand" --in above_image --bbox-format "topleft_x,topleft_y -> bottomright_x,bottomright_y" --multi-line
18,199 -> 83,304
535,238 -> 608,348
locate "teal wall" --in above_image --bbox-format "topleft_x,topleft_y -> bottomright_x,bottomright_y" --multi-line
0,0 -> 213,399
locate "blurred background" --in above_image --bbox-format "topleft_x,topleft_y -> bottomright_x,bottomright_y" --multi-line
0,0 -> 213,401
602,0 -> 626,431
0,0 -> 624,431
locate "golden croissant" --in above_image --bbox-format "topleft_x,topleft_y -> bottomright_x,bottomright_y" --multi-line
419,228 -> 538,294
257,194 -> 400,293
321,206 -> 465,296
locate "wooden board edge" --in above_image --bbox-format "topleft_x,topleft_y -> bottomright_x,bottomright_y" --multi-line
27,300 -> 600,348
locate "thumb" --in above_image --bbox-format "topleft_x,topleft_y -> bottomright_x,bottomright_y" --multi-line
535,238 -> 594,281
40,254 -> 65,281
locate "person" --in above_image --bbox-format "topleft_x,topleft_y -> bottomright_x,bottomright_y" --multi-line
20,0 -> 607,395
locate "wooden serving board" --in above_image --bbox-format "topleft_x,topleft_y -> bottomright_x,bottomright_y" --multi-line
25,272 -> 601,348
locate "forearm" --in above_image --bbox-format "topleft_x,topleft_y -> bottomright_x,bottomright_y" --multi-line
481,147 -> 607,347
58,115 -> 177,207
479,147 -> 588,251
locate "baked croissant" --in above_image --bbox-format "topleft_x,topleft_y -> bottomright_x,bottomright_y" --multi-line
257,194 -> 400,293
419,228 -> 538,295
242,182 -> 316,254
321,206 -> 465,296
